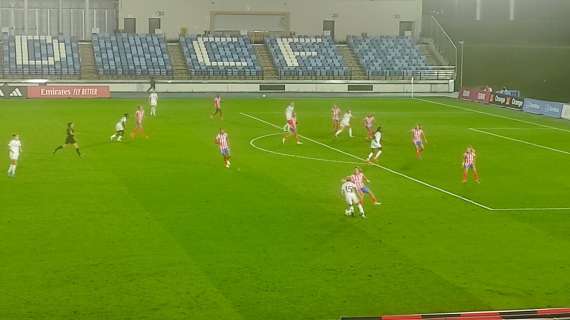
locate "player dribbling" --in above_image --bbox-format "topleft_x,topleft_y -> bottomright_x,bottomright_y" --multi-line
53,122 -> 82,157
110,113 -> 128,142
7,134 -> 22,177
335,110 -> 353,138
411,124 -> 427,159
341,177 -> 366,218
366,127 -> 383,162
462,146 -> 480,183
215,128 -> 231,168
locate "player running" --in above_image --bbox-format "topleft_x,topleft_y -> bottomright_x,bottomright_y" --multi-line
411,124 -> 427,159
149,91 -> 158,116
215,128 -> 231,168
366,127 -> 383,162
131,106 -> 148,139
331,104 -> 341,131
211,95 -> 223,120
110,113 -> 128,142
7,134 -> 22,177
462,146 -> 480,183
53,122 -> 82,157
363,114 -> 376,140
283,102 -> 295,131
341,178 -> 366,218
335,110 -> 353,138
351,167 -> 381,205
283,111 -> 302,145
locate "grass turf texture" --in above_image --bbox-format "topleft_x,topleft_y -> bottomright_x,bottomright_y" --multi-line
1,97 -> 570,319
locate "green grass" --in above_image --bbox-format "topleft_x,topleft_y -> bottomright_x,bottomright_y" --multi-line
1,97 -> 570,320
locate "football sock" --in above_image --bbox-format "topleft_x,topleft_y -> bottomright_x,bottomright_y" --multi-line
348,128 -> 353,137
357,204 -> 364,214
76,149 -> 81,157
367,152 -> 374,160
335,130 -> 341,136
374,150 -> 382,159
53,145 -> 63,154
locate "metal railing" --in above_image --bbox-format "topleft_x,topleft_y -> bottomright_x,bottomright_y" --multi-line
422,15 -> 457,66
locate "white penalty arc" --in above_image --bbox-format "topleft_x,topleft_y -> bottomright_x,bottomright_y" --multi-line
250,132 -> 364,166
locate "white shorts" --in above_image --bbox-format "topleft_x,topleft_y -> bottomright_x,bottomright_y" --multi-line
115,124 -> 124,131
371,142 -> 382,149
341,120 -> 350,127
150,104 -> 157,108
345,192 -> 359,205
9,152 -> 19,161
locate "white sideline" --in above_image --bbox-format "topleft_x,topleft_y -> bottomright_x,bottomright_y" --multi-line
469,128 -> 570,155
241,112 -> 570,213
415,98 -> 570,133
241,112 -> 493,211
250,132 -> 363,165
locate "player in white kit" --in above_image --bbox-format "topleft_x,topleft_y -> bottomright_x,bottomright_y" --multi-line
7,134 -> 22,177
110,113 -> 128,142
366,127 -> 383,162
335,110 -> 353,138
283,102 -> 295,131
149,91 -> 158,116
341,178 -> 366,218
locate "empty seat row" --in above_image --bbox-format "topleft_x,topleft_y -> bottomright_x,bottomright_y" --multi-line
92,33 -> 172,76
348,36 -> 429,76
265,36 -> 349,78
180,35 -> 262,77
2,33 -> 80,76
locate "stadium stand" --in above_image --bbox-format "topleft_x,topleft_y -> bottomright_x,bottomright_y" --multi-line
265,36 -> 350,79
179,35 -> 262,79
348,36 -> 429,78
92,33 -> 172,77
2,34 -> 80,78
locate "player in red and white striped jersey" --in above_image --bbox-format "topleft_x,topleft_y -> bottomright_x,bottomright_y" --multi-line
211,95 -> 223,120
331,105 -> 341,131
131,105 -> 148,139
283,112 -> 302,145
215,128 -> 231,168
462,146 -> 479,183
411,124 -> 427,159
350,167 -> 381,206
363,114 -> 375,140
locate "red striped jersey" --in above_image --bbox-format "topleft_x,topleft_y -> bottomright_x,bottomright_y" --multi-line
214,96 -> 221,109
135,109 -> 144,123
216,133 -> 229,149
364,116 -> 375,127
350,172 -> 365,189
288,117 -> 297,129
332,107 -> 341,120
413,128 -> 424,141
463,150 -> 476,166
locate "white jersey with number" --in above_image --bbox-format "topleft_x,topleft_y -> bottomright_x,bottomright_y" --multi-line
341,181 -> 359,205
8,139 -> 21,160
371,131 -> 382,149
149,93 -> 158,106
285,105 -> 295,121
341,113 -> 352,127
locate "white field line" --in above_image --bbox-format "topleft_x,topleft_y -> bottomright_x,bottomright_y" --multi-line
492,207 -> 570,212
469,128 -> 570,155
415,98 -> 570,133
250,133 -> 363,166
241,112 -> 493,211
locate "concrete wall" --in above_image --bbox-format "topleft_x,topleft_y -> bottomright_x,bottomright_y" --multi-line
117,0 -> 422,40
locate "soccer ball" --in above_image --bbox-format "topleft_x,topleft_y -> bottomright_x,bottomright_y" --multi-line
345,209 -> 352,216
261,94 -> 267,98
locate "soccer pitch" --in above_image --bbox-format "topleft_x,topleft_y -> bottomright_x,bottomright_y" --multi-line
1,97 -> 569,319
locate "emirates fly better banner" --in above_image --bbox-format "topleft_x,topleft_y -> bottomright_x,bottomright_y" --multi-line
27,86 -> 111,99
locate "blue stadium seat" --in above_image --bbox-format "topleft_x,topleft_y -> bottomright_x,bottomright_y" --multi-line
179,35 -> 262,78
265,36 -> 349,79
92,33 -> 172,76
